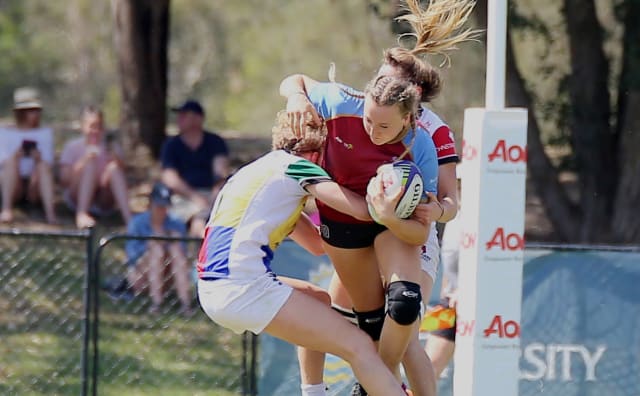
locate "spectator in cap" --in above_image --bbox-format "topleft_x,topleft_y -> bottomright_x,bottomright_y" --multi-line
0,87 -> 57,224
59,106 -> 132,229
160,99 -> 230,237
125,182 -> 194,315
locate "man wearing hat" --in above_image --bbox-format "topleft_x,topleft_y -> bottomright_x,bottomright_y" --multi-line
0,87 -> 57,224
160,99 -> 230,237
125,182 -> 194,315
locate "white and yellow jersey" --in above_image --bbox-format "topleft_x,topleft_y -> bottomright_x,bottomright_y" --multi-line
197,150 -> 331,280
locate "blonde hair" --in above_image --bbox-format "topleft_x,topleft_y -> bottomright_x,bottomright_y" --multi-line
364,76 -> 420,145
271,111 -> 327,154
384,0 -> 480,102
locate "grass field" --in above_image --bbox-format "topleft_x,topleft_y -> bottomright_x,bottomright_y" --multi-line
0,234 -> 248,396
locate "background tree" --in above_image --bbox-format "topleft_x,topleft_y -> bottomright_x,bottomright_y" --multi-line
387,0 -> 639,243
111,0 -> 169,158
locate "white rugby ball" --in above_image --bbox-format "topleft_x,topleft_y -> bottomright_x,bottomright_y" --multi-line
367,160 -> 424,224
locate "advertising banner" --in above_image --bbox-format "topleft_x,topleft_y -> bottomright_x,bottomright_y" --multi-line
258,243 -> 640,396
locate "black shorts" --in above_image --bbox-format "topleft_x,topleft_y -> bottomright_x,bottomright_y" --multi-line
319,216 -> 387,249
430,297 -> 456,342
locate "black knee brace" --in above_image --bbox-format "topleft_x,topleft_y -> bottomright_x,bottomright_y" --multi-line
386,280 -> 422,325
353,306 -> 385,341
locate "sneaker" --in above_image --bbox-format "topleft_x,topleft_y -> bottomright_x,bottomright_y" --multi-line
350,382 -> 368,396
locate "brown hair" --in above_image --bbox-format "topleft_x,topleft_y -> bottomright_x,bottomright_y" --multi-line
364,75 -> 420,144
82,105 -> 104,121
271,111 -> 327,154
384,0 -> 480,102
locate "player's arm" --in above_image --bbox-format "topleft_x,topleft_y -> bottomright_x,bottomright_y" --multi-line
367,176 -> 430,246
305,181 -> 371,222
433,161 -> 458,223
287,158 -> 371,222
288,212 -> 325,256
279,74 -> 323,136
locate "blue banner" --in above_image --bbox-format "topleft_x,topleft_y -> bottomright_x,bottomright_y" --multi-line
259,242 -> 640,396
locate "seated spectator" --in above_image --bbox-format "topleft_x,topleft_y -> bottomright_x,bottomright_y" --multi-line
59,106 -> 132,229
125,182 -> 193,315
0,87 -> 57,224
160,99 -> 230,237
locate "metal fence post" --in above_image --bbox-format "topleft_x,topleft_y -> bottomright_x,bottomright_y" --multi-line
81,227 -> 95,396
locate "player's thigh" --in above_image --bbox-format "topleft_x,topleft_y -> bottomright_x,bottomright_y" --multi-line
374,230 -> 422,284
264,288 -> 372,359
279,276 -> 330,306
322,243 -> 383,309
328,270 -> 353,309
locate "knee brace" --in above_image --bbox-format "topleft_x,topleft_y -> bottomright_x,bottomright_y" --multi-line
386,280 -> 422,325
353,306 -> 385,341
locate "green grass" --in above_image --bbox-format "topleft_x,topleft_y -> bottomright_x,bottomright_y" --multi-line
0,235 -> 247,396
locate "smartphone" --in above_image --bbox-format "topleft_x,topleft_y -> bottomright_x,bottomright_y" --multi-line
22,140 -> 37,156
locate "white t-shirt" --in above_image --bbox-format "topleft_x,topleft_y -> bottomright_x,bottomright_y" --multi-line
0,126 -> 55,177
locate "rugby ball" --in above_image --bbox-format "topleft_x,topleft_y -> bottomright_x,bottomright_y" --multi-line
367,160 -> 424,224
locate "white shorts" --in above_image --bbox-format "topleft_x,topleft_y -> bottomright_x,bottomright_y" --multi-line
198,273 -> 293,335
420,227 -> 440,282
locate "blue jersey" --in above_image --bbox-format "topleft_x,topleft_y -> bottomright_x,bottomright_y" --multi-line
307,82 -> 438,223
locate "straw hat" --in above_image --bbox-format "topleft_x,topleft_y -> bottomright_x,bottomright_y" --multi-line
13,87 -> 42,110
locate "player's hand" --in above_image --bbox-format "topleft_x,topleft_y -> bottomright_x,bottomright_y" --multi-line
286,93 -> 321,137
410,203 -> 431,225
423,191 -> 444,223
366,175 -> 402,224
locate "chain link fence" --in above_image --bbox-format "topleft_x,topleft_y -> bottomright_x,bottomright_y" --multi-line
0,229 -> 257,396
0,229 -> 92,396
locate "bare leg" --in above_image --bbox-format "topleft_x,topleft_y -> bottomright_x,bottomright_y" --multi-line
401,271 -> 437,396
374,231 -> 423,379
101,161 -> 131,224
263,288 -> 406,396
425,335 -> 454,379
279,277 -> 332,390
0,155 -> 22,223
75,157 -> 98,228
30,161 -> 57,224
146,241 -> 165,309
167,242 -> 192,309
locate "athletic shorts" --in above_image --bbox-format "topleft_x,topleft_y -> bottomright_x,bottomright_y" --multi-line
420,227 -> 440,282
198,272 -> 293,335
430,297 -> 456,342
319,216 -> 386,249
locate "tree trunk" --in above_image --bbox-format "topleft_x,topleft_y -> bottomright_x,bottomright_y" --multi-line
111,0 -> 169,159
563,0 -> 615,241
613,0 -> 640,242
474,0 -> 581,242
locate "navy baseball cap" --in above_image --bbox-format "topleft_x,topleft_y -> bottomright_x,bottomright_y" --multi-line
171,99 -> 204,116
150,182 -> 172,206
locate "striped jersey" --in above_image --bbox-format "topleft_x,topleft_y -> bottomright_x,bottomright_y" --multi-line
418,107 -> 459,165
197,150 -> 331,280
307,82 -> 439,224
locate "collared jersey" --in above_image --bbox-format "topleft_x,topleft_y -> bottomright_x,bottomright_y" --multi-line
418,107 -> 459,165
308,82 -> 439,224
197,150 -> 331,280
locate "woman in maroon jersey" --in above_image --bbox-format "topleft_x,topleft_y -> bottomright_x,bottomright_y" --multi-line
280,0 -> 478,395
